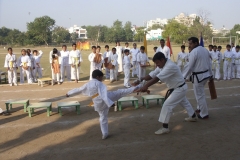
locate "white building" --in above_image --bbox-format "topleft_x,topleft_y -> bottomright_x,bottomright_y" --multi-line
68,25 -> 87,39
146,29 -> 163,41
174,13 -> 198,26
146,18 -> 168,28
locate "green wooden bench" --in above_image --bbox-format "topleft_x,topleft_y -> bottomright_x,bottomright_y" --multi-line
142,95 -> 165,108
57,101 -> 80,116
5,99 -> 29,112
28,102 -> 52,117
117,96 -> 138,111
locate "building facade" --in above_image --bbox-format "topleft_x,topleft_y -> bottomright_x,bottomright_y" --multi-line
146,18 -> 168,28
68,25 -> 88,39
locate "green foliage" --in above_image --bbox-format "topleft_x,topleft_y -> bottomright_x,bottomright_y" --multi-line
52,27 -> 70,44
134,27 -> 145,42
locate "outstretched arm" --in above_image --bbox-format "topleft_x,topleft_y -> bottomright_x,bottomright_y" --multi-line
66,83 -> 87,97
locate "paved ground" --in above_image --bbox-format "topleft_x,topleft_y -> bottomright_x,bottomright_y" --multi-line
0,79 -> 240,160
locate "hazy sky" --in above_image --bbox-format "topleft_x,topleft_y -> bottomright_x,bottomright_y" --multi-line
0,0 -> 239,31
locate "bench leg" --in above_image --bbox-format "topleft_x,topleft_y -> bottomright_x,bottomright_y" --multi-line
132,101 -> 134,106
28,107 -> 32,117
77,105 -> 80,115
5,103 -> 9,113
10,104 -> 12,110
146,100 -> 149,109
47,107 -> 50,117
118,101 -> 122,111
157,99 -> 159,105
142,98 -> 145,105
58,107 -> 62,116
135,100 -> 139,109
24,103 -> 27,112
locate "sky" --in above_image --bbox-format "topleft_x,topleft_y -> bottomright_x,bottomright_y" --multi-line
0,0 -> 239,31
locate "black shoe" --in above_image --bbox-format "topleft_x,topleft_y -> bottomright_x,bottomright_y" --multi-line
197,114 -> 209,119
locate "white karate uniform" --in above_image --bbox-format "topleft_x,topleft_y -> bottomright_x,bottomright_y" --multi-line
69,50 -> 82,80
210,51 -> 222,80
130,48 -> 140,77
103,51 -> 111,79
60,50 -> 71,82
223,50 -> 234,80
33,51 -> 43,81
149,60 -> 194,123
88,53 -> 104,80
231,51 -> 237,78
234,51 -> 240,78
183,46 -> 212,118
67,79 -> 139,136
28,54 -> 35,83
19,55 -> 32,84
137,52 -> 149,80
115,46 -> 124,72
181,53 -> 190,79
4,53 -> 18,84
156,46 -> 171,59
176,52 -> 188,72
108,53 -> 118,81
123,55 -> 131,87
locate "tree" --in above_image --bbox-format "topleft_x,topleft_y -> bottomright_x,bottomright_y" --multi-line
0,27 -> 11,45
134,27 -> 145,42
162,20 -> 189,44
148,24 -> 164,31
124,21 -> 133,42
111,20 -> 125,42
26,16 -> 55,45
52,26 -> 70,44
70,33 -> 78,42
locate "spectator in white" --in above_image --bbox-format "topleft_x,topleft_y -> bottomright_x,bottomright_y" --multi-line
19,49 -> 32,84
223,44 -> 234,80
27,49 -> 34,83
130,43 -> 140,77
103,45 -> 111,79
124,42 -> 131,50
234,45 -> 240,78
156,39 -> 170,59
176,45 -> 188,72
183,37 -> 213,119
231,42 -> 236,52
115,42 -> 124,73
60,45 -> 71,82
32,50 -> 43,82
210,45 -> 222,80
108,48 -> 118,83
4,47 -> 18,86
137,46 -> 150,80
69,43 -> 82,83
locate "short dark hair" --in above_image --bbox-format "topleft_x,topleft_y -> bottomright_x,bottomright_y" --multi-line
133,43 -> 137,46
72,43 -> 76,46
160,39 -> 165,42
92,46 -> 96,49
188,37 -> 199,45
105,45 -> 109,48
140,46 -> 145,50
226,44 -> 231,48
33,50 -> 38,54
124,49 -> 129,53
53,48 -> 58,53
181,45 -> 185,49
112,48 -> 116,51
153,52 -> 166,62
213,45 -> 217,48
236,45 -> 240,49
218,46 -> 222,49
97,46 -> 101,49
8,47 -> 12,51
62,45 -> 67,48
27,49 -> 31,54
21,49 -> 26,53
125,42 -> 129,45
153,47 -> 158,50
209,45 -> 213,47
92,70 -> 104,78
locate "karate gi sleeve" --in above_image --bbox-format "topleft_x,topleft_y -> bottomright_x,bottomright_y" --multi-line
79,52 -> 83,62
156,65 -> 176,82
49,51 -> 53,63
69,53 -> 72,65
67,83 -> 88,96
18,57 -> 22,67
4,55 -> 8,68
149,67 -> 161,78
88,54 -> 95,62
27,57 -> 31,67
183,51 -> 196,79
167,48 -> 171,59
98,83 -> 114,108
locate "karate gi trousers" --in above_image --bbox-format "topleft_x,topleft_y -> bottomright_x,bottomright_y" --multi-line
97,86 -> 138,136
132,61 -> 138,77
33,67 -> 42,81
20,67 -> 31,83
231,63 -> 237,78
138,66 -> 146,80
61,65 -> 71,82
159,84 -> 194,123
236,64 -> 240,78
8,68 -> 17,84
105,68 -> 110,79
193,78 -> 209,117
223,61 -> 232,80
110,66 -> 118,81
51,66 -> 60,82
212,62 -> 221,80
71,66 -> 80,80
123,64 -> 131,87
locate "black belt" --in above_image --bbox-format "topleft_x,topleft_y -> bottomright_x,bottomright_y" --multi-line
164,82 -> 186,100
190,70 -> 210,83
192,69 -> 208,75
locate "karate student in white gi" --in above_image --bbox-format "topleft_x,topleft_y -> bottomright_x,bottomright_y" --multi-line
231,42 -> 236,53
223,44 -> 234,80
156,39 -> 170,59
130,43 -> 140,77
183,37 -> 213,119
123,49 -> 132,88
234,45 -> 240,78
136,52 -> 196,135
137,46 -> 150,80
19,49 -> 32,84
103,45 -> 111,79
69,43 -> 82,83
231,49 -> 237,79
32,50 -> 43,82
60,45 -> 71,82
108,48 -> 118,83
115,42 -> 124,73
4,47 -> 18,86
176,45 -> 188,72
50,48 -> 61,84
210,45 -> 222,80
66,70 -> 143,139
27,49 -> 34,83
124,42 -> 131,50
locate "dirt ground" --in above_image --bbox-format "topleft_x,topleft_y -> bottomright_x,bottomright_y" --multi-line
0,78 -> 240,160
